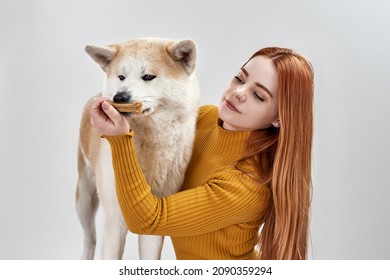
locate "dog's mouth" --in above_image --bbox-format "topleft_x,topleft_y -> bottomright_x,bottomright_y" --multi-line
121,107 -> 153,118
107,97 -> 154,118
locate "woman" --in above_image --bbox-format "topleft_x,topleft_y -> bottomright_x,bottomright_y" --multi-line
89,47 -> 314,260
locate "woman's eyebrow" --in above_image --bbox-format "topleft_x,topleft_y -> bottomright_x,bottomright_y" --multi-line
241,67 -> 273,98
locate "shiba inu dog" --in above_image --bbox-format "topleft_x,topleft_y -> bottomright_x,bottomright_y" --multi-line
76,38 -> 200,259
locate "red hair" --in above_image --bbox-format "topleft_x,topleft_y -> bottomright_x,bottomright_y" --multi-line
238,47 -> 314,259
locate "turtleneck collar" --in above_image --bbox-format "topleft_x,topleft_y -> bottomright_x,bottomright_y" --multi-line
214,118 -> 251,159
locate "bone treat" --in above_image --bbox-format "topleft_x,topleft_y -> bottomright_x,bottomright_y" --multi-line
107,100 -> 142,114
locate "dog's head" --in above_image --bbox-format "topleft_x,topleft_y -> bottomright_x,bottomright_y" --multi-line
85,38 -> 198,117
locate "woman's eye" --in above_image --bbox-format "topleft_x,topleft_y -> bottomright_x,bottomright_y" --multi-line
142,74 -> 156,81
254,91 -> 264,102
234,76 -> 243,83
118,75 -> 126,81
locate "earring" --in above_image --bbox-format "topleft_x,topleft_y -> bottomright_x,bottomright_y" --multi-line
272,121 -> 280,128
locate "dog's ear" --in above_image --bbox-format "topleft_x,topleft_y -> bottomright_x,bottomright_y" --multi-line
167,39 -> 197,75
85,45 -> 119,72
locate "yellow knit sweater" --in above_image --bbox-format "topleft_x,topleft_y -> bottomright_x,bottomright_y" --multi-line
104,105 -> 271,260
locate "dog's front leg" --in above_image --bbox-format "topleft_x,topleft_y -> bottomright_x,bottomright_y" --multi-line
75,166 -> 99,260
99,180 -> 128,259
138,235 -> 165,260
98,142 -> 129,259
101,214 -> 128,259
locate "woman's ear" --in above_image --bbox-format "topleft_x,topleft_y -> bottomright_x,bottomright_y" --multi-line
272,120 -> 280,128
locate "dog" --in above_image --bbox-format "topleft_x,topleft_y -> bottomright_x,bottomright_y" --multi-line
76,38 -> 200,259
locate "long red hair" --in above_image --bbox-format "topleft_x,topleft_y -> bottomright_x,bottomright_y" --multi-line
238,47 -> 314,259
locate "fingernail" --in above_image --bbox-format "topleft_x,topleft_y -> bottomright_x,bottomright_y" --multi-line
102,101 -> 110,110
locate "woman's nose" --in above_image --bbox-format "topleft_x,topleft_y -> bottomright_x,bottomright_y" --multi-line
232,87 -> 247,102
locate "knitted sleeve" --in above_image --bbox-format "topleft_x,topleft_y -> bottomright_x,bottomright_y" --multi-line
104,133 -> 271,237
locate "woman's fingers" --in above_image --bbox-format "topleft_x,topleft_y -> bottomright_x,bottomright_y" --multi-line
88,96 -> 130,136
101,100 -> 123,123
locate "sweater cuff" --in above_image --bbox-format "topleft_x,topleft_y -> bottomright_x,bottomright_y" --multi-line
101,130 -> 134,140
101,131 -> 135,156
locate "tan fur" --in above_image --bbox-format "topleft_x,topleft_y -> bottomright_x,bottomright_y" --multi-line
78,97 -> 101,170
104,40 -> 188,79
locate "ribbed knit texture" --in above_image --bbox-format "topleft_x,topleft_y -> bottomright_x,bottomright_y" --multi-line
104,105 -> 271,259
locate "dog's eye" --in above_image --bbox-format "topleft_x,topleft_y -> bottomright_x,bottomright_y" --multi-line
118,75 -> 126,81
142,74 -> 156,81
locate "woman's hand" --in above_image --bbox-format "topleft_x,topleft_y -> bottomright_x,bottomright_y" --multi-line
89,96 -> 130,136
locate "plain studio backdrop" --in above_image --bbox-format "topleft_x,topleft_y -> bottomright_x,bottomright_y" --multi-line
0,0 -> 389,260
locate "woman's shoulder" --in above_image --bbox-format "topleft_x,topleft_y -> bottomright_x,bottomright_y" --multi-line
209,164 -> 270,194
196,104 -> 219,124
204,165 -> 272,218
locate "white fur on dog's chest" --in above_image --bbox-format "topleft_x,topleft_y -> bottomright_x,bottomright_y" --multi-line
130,117 -> 195,197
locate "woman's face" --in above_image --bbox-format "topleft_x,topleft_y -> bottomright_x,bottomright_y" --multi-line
219,55 -> 279,131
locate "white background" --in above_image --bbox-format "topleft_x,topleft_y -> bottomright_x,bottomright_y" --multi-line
0,0 -> 389,260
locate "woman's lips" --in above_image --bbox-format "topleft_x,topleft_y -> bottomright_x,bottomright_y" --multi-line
225,100 -> 241,113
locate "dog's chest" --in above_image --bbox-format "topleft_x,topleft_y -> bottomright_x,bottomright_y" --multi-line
130,122 -> 192,197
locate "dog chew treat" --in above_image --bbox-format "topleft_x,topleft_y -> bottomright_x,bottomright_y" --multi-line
107,100 -> 142,114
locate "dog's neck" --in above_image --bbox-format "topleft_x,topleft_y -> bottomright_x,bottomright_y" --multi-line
129,111 -> 187,134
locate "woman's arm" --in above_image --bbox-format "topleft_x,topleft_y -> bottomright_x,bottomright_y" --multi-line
88,97 -> 270,236
104,133 -> 271,237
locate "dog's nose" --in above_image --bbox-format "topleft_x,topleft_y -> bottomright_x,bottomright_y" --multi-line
113,91 -> 131,103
